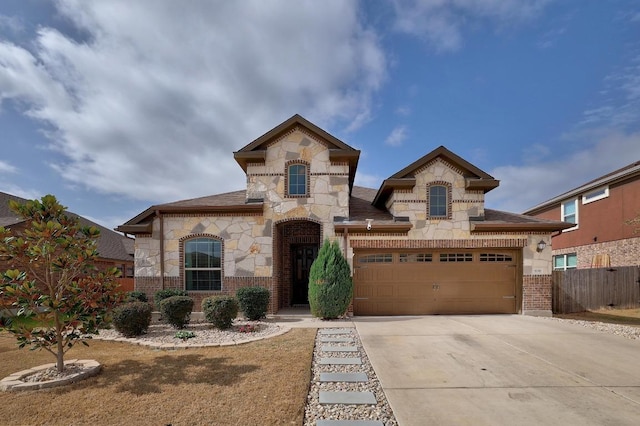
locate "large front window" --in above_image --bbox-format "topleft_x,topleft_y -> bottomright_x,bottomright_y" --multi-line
184,238 -> 221,291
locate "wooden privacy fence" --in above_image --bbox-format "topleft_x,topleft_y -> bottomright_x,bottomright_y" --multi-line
553,266 -> 640,314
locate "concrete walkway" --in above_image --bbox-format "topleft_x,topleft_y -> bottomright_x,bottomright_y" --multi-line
354,315 -> 640,426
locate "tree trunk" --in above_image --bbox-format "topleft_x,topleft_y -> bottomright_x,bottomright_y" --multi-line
56,319 -> 65,373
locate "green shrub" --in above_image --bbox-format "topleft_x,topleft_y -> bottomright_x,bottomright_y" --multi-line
202,296 -> 239,330
111,301 -> 152,337
126,291 -> 148,303
308,239 -> 353,319
158,296 -> 194,329
236,287 -> 270,320
153,288 -> 188,307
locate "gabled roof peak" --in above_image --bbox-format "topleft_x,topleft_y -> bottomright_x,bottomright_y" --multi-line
373,146 -> 499,208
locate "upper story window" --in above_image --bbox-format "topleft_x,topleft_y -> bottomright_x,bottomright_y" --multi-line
184,237 -> 222,291
286,161 -> 309,197
428,184 -> 449,218
582,186 -> 609,204
561,199 -> 578,231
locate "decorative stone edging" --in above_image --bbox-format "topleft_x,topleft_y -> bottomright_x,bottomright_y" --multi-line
91,325 -> 291,349
0,359 -> 101,391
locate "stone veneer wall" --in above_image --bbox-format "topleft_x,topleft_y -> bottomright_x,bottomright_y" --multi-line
133,128 -> 351,314
552,236 -> 640,268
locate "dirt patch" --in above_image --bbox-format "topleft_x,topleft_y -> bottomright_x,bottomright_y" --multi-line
0,328 -> 316,425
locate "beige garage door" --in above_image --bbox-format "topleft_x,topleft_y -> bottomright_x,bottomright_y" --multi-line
353,250 -> 519,315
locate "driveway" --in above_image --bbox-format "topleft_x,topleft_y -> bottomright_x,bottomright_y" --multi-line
354,315 -> 640,426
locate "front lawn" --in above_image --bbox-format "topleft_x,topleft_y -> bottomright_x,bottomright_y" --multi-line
0,328 -> 316,425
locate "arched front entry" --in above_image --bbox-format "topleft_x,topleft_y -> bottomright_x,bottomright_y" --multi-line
273,219 -> 322,311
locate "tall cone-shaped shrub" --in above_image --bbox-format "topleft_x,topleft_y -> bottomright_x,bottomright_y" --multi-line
308,239 -> 353,319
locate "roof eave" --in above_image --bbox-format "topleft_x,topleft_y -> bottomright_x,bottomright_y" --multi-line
470,222 -> 574,232
465,178 -> 500,193
334,222 -> 413,233
233,151 -> 267,172
372,178 -> 416,208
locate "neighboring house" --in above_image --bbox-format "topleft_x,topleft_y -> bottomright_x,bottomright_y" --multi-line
523,162 -> 640,270
117,114 -> 569,316
0,191 -> 135,290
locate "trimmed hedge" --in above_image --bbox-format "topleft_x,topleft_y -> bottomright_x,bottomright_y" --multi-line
202,296 -> 239,330
126,291 -> 148,303
308,239 -> 353,319
153,289 -> 188,307
158,296 -> 194,329
236,287 -> 270,320
112,301 -> 152,337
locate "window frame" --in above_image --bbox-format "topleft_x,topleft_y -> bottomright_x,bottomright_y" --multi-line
553,253 -> 577,271
582,186 -> 609,204
285,161 -> 310,198
561,198 -> 579,231
183,237 -> 223,291
427,182 -> 452,219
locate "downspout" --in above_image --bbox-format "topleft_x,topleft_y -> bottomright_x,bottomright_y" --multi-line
156,210 -> 165,290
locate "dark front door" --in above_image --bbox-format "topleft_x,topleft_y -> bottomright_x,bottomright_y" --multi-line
291,244 -> 318,305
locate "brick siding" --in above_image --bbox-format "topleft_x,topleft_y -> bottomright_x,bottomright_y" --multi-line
553,236 -> 640,268
522,274 -> 552,311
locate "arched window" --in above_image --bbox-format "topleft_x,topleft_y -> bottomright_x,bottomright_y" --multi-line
184,238 -> 222,291
429,185 -> 448,218
286,162 -> 308,197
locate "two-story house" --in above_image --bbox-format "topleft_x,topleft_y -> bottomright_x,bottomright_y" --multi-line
117,115 -> 569,316
524,162 -> 640,270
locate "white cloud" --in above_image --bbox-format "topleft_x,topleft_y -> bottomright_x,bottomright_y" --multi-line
0,160 -> 17,174
385,125 -> 408,147
354,171 -> 384,189
487,129 -> 640,213
391,0 -> 552,51
0,0 -> 387,203
580,53 -> 640,129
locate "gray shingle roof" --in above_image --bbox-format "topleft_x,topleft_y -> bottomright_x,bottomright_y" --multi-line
0,192 -> 133,263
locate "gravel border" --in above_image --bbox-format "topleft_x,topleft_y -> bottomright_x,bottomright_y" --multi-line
544,316 -> 640,340
93,320 -> 289,348
303,328 -> 398,425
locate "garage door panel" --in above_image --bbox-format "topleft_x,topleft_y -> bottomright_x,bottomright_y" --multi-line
354,250 -> 519,315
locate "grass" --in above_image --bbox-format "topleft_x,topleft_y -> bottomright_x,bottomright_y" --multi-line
555,307 -> 640,327
0,328 -> 316,425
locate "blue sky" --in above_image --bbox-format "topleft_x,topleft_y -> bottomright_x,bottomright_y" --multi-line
1,0 -> 639,230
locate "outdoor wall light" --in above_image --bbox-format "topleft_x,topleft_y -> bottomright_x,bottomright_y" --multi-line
366,219 -> 373,231
536,240 -> 547,252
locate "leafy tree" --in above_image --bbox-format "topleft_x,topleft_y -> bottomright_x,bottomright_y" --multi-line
0,195 -> 123,373
308,239 -> 353,319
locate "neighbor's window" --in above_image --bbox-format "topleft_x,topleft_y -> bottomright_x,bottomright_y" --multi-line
553,253 -> 577,271
184,238 -> 222,291
429,185 -> 448,217
582,186 -> 609,204
287,163 -> 308,196
561,199 -> 578,230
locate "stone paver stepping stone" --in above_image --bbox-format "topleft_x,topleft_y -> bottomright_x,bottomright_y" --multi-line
321,345 -> 358,352
318,357 -> 362,365
319,328 -> 353,335
320,372 -> 368,382
319,336 -> 353,343
319,391 -> 377,405
317,421 -> 383,426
